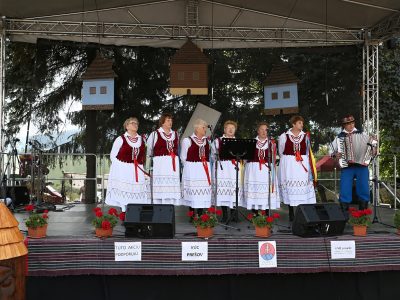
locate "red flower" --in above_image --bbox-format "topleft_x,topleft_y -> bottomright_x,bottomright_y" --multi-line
187,211 -> 194,217
348,207 -> 357,212
216,209 -> 222,216
193,217 -> 198,221
266,216 -> 274,223
93,207 -> 101,213
119,212 -> 126,221
207,207 -> 216,214
25,204 -> 34,212
364,208 -> 372,215
201,214 -> 210,222
101,220 -> 111,230
247,213 -> 254,221
42,213 -> 48,219
108,208 -> 118,216
272,213 -> 280,219
96,211 -> 103,218
261,210 -> 266,216
43,210 -> 49,214
351,211 -> 361,218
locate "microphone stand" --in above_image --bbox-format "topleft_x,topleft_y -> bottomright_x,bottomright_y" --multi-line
208,125 -> 239,231
370,154 -> 395,228
149,127 -> 157,205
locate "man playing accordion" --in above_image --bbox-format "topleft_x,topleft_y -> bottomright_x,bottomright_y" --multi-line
331,115 -> 377,215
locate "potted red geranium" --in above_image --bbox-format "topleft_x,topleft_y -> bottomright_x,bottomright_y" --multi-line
25,204 -> 49,239
92,207 -> 123,238
188,207 -> 222,238
247,211 -> 280,237
348,207 -> 372,236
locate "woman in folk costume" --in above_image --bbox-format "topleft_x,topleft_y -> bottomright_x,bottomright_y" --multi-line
181,119 -> 212,212
278,115 -> 317,222
146,113 -> 181,205
243,122 -> 280,213
105,117 -> 149,212
213,120 -> 241,222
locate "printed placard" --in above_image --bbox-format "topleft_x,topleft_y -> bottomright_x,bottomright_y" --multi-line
331,241 -> 356,259
182,242 -> 208,261
114,242 -> 142,261
258,241 -> 277,268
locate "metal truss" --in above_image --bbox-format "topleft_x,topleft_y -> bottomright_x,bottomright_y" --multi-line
186,0 -> 199,26
0,19 -> 5,153
362,41 -> 379,136
4,18 -> 363,45
362,41 -> 380,202
371,11 -> 400,40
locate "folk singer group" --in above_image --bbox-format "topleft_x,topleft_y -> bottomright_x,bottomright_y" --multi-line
105,112 -> 373,222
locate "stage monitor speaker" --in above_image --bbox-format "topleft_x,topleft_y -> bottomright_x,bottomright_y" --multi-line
124,204 -> 175,238
6,186 -> 30,206
292,203 -> 346,237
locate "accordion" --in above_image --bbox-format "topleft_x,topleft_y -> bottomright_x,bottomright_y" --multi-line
337,132 -> 377,168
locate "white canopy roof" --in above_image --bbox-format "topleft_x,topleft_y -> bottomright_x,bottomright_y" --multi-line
1,0 -> 400,48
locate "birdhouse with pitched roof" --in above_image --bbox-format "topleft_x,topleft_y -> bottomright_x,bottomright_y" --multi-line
81,52 -> 117,110
0,202 -> 28,300
170,39 -> 210,95
263,64 -> 300,115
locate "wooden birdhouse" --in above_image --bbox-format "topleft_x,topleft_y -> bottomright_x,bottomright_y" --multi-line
0,202 -> 28,300
263,64 -> 300,115
81,52 -> 117,110
170,39 -> 210,95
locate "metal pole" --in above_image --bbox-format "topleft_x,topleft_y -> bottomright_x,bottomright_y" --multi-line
0,17 -> 6,154
334,167 -> 337,200
395,155 -> 397,210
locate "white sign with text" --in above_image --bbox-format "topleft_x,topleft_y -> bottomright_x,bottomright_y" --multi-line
182,242 -> 208,261
114,242 -> 142,261
330,241 -> 356,259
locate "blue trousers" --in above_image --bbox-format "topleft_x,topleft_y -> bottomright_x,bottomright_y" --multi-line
339,166 -> 370,203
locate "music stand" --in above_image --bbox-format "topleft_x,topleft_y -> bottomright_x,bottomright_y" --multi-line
220,138 -> 256,228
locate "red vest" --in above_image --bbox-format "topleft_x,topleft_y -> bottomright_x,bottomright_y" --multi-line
186,137 -> 210,162
283,134 -> 307,156
249,147 -> 270,163
153,130 -> 179,157
116,135 -> 145,164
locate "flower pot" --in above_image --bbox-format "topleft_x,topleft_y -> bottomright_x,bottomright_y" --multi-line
95,227 -> 113,238
255,226 -> 271,238
397,228 -> 400,236
197,226 -> 213,238
28,224 -> 48,239
353,225 -> 367,237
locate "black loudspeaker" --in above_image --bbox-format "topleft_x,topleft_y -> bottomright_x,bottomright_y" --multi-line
6,186 -> 30,206
292,203 -> 346,237
124,204 -> 175,238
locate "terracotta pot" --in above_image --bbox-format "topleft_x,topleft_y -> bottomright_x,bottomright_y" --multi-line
95,227 -> 113,238
255,226 -> 271,238
28,224 -> 48,239
353,225 -> 367,237
197,226 -> 213,238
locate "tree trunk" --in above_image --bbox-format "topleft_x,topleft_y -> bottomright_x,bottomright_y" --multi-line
84,110 -> 97,204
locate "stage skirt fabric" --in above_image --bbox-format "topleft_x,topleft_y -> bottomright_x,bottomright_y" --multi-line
105,160 -> 149,211
213,160 -> 243,208
243,162 -> 280,210
181,161 -> 212,208
152,156 -> 181,205
278,154 -> 316,206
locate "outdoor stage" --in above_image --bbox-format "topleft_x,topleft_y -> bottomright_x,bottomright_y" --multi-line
14,203 -> 400,300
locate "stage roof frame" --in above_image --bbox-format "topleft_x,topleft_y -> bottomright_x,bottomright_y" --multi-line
0,0 -> 399,48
